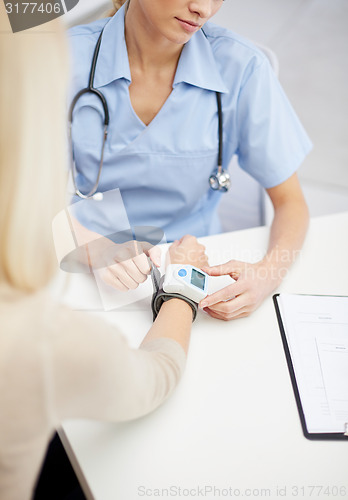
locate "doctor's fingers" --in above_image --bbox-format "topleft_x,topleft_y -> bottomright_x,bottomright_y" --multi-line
109,242 -> 161,270
199,281 -> 245,309
100,270 -> 129,291
202,292 -> 255,320
202,260 -> 245,279
117,258 -> 149,285
132,253 -> 152,275
110,241 -> 143,263
203,305 -> 250,321
205,293 -> 244,315
106,261 -> 147,290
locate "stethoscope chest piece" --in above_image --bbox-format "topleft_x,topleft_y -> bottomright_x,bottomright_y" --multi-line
209,166 -> 231,192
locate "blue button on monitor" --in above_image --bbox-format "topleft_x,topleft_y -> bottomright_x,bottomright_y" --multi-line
178,268 -> 187,277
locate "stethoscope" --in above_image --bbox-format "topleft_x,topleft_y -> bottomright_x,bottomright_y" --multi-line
68,28 -> 231,200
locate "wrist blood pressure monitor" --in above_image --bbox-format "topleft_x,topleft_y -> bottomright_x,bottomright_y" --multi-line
163,265 -> 209,303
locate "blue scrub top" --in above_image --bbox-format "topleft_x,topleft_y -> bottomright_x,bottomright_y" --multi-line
68,4 -> 312,242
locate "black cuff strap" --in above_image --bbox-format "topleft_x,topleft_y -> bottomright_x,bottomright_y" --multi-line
150,271 -> 198,322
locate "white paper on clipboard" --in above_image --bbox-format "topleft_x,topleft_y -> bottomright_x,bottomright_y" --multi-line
276,293 -> 348,435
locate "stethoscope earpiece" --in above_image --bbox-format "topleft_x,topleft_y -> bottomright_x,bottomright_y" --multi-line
92,192 -> 104,202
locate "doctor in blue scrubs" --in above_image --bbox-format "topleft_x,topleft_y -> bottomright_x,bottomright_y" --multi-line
68,0 -> 312,321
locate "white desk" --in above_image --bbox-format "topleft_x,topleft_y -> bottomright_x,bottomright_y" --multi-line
60,212 -> 348,500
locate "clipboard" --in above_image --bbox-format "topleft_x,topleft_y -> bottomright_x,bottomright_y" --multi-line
273,293 -> 348,441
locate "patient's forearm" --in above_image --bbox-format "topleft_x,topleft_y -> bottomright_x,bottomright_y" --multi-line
141,299 -> 193,354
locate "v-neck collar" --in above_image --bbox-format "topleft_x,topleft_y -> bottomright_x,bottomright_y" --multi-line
93,5 -> 228,94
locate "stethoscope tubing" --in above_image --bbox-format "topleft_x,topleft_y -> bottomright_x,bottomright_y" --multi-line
69,26 -> 230,198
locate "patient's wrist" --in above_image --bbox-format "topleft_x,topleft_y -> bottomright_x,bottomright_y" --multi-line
151,279 -> 198,322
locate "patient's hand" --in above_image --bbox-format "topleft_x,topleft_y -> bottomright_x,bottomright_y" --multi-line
167,235 -> 208,269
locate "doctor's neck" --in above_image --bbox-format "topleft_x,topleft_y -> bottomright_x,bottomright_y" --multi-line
108,0 -> 127,16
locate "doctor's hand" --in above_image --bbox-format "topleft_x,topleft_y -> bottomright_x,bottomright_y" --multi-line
89,238 -> 161,292
99,241 -> 161,291
166,235 -> 209,269
64,216 -> 161,291
199,259 -> 279,321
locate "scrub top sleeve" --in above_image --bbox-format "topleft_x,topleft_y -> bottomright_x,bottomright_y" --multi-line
236,58 -> 313,189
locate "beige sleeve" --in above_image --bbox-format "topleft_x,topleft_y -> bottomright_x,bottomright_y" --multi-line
45,305 -> 187,423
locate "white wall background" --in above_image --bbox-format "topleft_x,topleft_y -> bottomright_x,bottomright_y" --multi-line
213,0 -> 348,217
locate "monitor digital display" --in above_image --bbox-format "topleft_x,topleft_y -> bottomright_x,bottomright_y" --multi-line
190,269 -> 205,290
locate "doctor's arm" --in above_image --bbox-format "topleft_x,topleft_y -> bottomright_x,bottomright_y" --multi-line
199,173 -> 309,320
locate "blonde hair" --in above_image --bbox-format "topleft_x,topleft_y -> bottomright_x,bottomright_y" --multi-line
0,6 -> 68,292
107,0 -> 128,17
